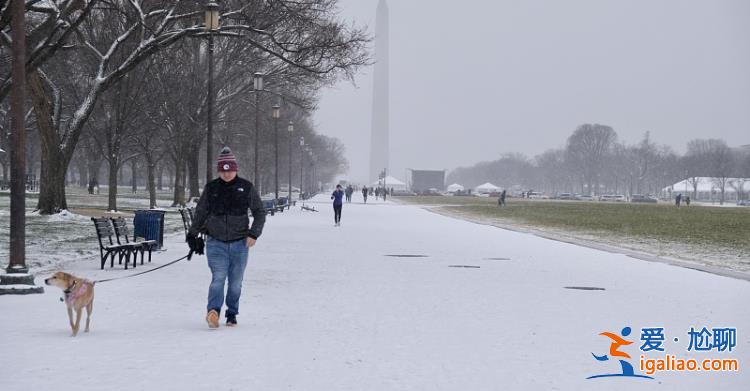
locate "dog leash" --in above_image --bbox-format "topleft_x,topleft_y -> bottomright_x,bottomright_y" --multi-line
94,252 -> 191,284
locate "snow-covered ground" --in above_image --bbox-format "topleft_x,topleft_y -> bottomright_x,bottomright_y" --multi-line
0,193 -> 190,272
428,205 -> 750,276
1,193 -> 748,390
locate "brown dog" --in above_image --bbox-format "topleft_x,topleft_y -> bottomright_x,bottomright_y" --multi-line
44,272 -> 95,336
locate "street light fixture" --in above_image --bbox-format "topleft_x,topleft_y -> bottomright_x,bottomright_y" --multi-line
272,104 -> 280,201
253,72 -> 264,190
204,1 -> 220,185
287,121 -> 294,201
205,1 -> 220,30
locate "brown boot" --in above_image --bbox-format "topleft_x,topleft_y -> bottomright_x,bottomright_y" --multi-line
206,309 -> 220,329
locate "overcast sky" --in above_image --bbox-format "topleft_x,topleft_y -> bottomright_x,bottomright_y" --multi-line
313,0 -> 750,183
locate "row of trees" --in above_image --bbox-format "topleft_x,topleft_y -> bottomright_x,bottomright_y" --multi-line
448,124 -> 750,204
0,0 -> 368,213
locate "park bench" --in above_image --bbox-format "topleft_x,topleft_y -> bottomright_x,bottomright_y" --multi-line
274,197 -> 289,213
111,216 -> 158,265
179,207 -> 194,236
91,217 -> 140,270
263,199 -> 276,216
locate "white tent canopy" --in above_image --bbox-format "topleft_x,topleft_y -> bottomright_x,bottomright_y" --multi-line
371,175 -> 407,191
664,177 -> 750,193
663,177 -> 750,201
475,182 -> 501,194
447,183 -> 465,192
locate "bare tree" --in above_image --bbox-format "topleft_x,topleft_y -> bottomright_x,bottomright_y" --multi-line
0,0 -> 99,103
14,0 -> 368,213
692,139 -> 734,204
565,124 -> 617,195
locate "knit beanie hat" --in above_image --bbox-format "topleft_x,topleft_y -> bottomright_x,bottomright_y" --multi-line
217,146 -> 238,172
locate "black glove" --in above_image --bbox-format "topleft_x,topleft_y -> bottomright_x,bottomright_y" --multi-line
186,233 -> 205,259
195,236 -> 205,255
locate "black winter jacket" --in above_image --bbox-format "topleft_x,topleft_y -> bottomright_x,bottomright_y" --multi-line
189,176 -> 266,242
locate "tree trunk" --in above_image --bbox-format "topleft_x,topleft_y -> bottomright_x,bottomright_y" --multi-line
28,70 -> 71,213
36,149 -> 69,213
182,160 -> 188,196
147,155 -> 157,209
131,158 -> 138,194
187,144 -> 200,198
157,163 -> 164,190
76,157 -> 88,187
108,158 -> 119,211
167,164 -> 174,191
171,156 -> 186,207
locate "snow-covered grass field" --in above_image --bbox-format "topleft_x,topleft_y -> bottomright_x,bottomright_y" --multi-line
1,193 -> 748,390
0,188 -> 187,272
397,196 -> 750,274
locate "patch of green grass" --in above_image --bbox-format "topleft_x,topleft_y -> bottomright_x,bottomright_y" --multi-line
396,196 -> 750,255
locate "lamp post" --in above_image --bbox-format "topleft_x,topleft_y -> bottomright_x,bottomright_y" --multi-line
310,152 -> 316,194
1,0 -> 43,294
287,121 -> 294,201
204,1 -> 220,185
299,136 -> 305,200
306,148 -> 313,195
272,104 -> 280,201
253,72 -> 263,190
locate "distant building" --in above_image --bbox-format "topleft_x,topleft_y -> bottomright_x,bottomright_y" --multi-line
409,169 -> 445,193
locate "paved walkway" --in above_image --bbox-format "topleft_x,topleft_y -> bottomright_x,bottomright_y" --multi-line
1,194 -> 747,390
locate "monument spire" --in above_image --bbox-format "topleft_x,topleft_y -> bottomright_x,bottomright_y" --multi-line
369,0 -> 390,183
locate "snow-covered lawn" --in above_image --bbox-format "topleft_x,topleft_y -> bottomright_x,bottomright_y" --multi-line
1,194 -> 747,390
0,194 -> 189,272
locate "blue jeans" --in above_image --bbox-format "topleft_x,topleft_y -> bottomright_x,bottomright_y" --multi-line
206,236 -> 249,316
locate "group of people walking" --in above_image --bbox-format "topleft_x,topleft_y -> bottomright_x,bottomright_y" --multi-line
340,184 -> 392,203
331,183 -> 391,225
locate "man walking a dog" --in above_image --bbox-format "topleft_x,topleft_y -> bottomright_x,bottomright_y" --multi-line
187,147 -> 266,328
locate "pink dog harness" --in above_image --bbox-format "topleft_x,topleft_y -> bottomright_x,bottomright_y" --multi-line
64,280 -> 92,305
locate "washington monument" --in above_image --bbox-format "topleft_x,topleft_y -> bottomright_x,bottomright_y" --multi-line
369,0 -> 389,182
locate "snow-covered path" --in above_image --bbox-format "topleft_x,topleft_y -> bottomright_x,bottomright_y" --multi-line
1,194 -> 748,390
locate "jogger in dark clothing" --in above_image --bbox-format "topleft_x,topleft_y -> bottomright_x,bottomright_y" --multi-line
331,184 -> 344,226
362,186 -> 368,203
